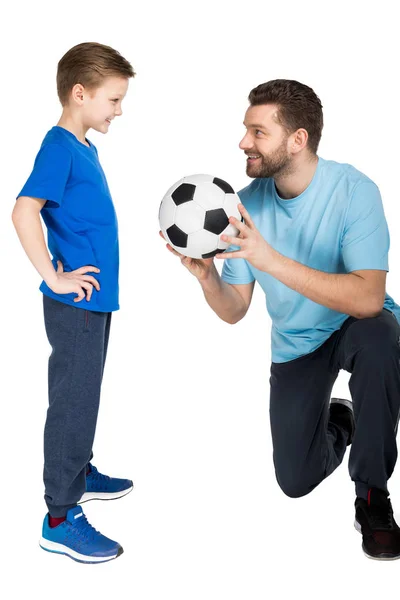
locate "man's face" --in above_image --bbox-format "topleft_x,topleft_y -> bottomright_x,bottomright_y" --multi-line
239,104 -> 292,178
83,76 -> 129,133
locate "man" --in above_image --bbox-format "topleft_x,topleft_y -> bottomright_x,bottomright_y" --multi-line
161,79 -> 400,561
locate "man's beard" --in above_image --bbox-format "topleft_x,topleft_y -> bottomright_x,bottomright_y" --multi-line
246,140 -> 292,179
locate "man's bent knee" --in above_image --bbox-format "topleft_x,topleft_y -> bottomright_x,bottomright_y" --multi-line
348,314 -> 399,358
275,473 -> 319,499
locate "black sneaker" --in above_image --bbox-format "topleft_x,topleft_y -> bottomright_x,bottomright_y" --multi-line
329,398 -> 355,446
355,488 -> 400,560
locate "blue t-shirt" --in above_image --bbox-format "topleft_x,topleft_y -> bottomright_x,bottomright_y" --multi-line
17,126 -> 119,312
221,157 -> 400,363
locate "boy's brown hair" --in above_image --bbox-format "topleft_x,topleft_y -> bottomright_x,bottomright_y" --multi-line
248,79 -> 323,154
57,42 -> 136,106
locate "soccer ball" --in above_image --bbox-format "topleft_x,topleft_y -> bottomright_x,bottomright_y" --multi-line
159,174 -> 241,259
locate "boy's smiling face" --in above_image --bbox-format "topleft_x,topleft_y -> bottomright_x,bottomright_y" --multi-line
81,76 -> 129,133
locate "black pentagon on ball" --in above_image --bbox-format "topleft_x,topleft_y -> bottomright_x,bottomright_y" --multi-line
202,248 -> 226,259
172,183 -> 196,206
212,177 -> 235,194
204,208 -> 229,235
166,224 -> 188,248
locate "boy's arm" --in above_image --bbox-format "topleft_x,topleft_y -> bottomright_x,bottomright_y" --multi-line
12,196 -> 58,287
12,196 -> 100,302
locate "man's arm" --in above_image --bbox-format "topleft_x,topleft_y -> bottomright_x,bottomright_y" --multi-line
200,264 -> 255,323
267,257 -> 385,319
160,232 -> 255,323
218,203 -> 387,319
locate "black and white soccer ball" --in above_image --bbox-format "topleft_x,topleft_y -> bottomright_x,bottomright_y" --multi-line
159,174 -> 241,259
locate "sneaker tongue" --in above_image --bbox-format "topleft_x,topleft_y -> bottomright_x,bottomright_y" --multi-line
368,488 -> 389,508
66,506 -> 84,524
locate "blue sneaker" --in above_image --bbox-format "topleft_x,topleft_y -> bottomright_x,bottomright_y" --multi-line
39,506 -> 123,563
79,464 -> 134,503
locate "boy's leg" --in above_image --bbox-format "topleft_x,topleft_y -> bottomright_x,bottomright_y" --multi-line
269,332 -> 346,498
336,309 -> 400,499
87,311 -> 112,465
42,295 -> 111,517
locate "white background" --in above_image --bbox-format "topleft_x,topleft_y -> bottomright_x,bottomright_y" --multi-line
2,0 -> 400,597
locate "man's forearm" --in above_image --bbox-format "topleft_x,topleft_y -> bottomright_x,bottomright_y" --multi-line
199,266 -> 247,324
267,250 -> 384,319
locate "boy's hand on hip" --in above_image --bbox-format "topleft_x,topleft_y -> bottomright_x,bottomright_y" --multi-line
48,261 -> 101,302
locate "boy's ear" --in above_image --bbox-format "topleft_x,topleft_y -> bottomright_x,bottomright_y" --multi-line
71,83 -> 85,105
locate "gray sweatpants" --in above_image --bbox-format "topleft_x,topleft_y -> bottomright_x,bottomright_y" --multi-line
42,294 -> 112,517
269,309 -> 400,501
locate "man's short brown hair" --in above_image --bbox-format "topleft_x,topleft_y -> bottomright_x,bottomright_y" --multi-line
248,79 -> 323,154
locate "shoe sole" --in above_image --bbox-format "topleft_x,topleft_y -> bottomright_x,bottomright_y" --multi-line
354,519 -> 400,561
78,485 -> 134,504
39,538 -> 123,564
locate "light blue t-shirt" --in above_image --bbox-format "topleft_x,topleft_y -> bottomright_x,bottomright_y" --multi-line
17,126 -> 119,312
221,157 -> 400,363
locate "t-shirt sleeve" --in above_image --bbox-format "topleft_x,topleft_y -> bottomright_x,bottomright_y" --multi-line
17,143 -> 72,208
341,181 -> 390,272
221,245 -> 255,284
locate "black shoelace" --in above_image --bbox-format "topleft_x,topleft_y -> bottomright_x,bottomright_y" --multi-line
369,500 -> 395,529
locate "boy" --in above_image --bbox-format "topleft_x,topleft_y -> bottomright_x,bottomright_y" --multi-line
12,42 -> 135,564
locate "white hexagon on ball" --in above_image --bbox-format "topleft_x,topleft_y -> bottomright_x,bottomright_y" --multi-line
218,222 -> 240,250
159,195 -> 176,230
223,193 -> 241,221
194,182 -> 226,211
175,201 -> 205,234
187,229 -> 219,258
183,174 -> 213,185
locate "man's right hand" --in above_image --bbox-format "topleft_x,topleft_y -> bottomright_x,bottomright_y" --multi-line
48,261 -> 101,302
159,231 -> 215,281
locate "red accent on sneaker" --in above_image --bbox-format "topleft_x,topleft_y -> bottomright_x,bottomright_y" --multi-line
86,465 -> 91,475
49,516 -> 66,528
368,489 -> 372,506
